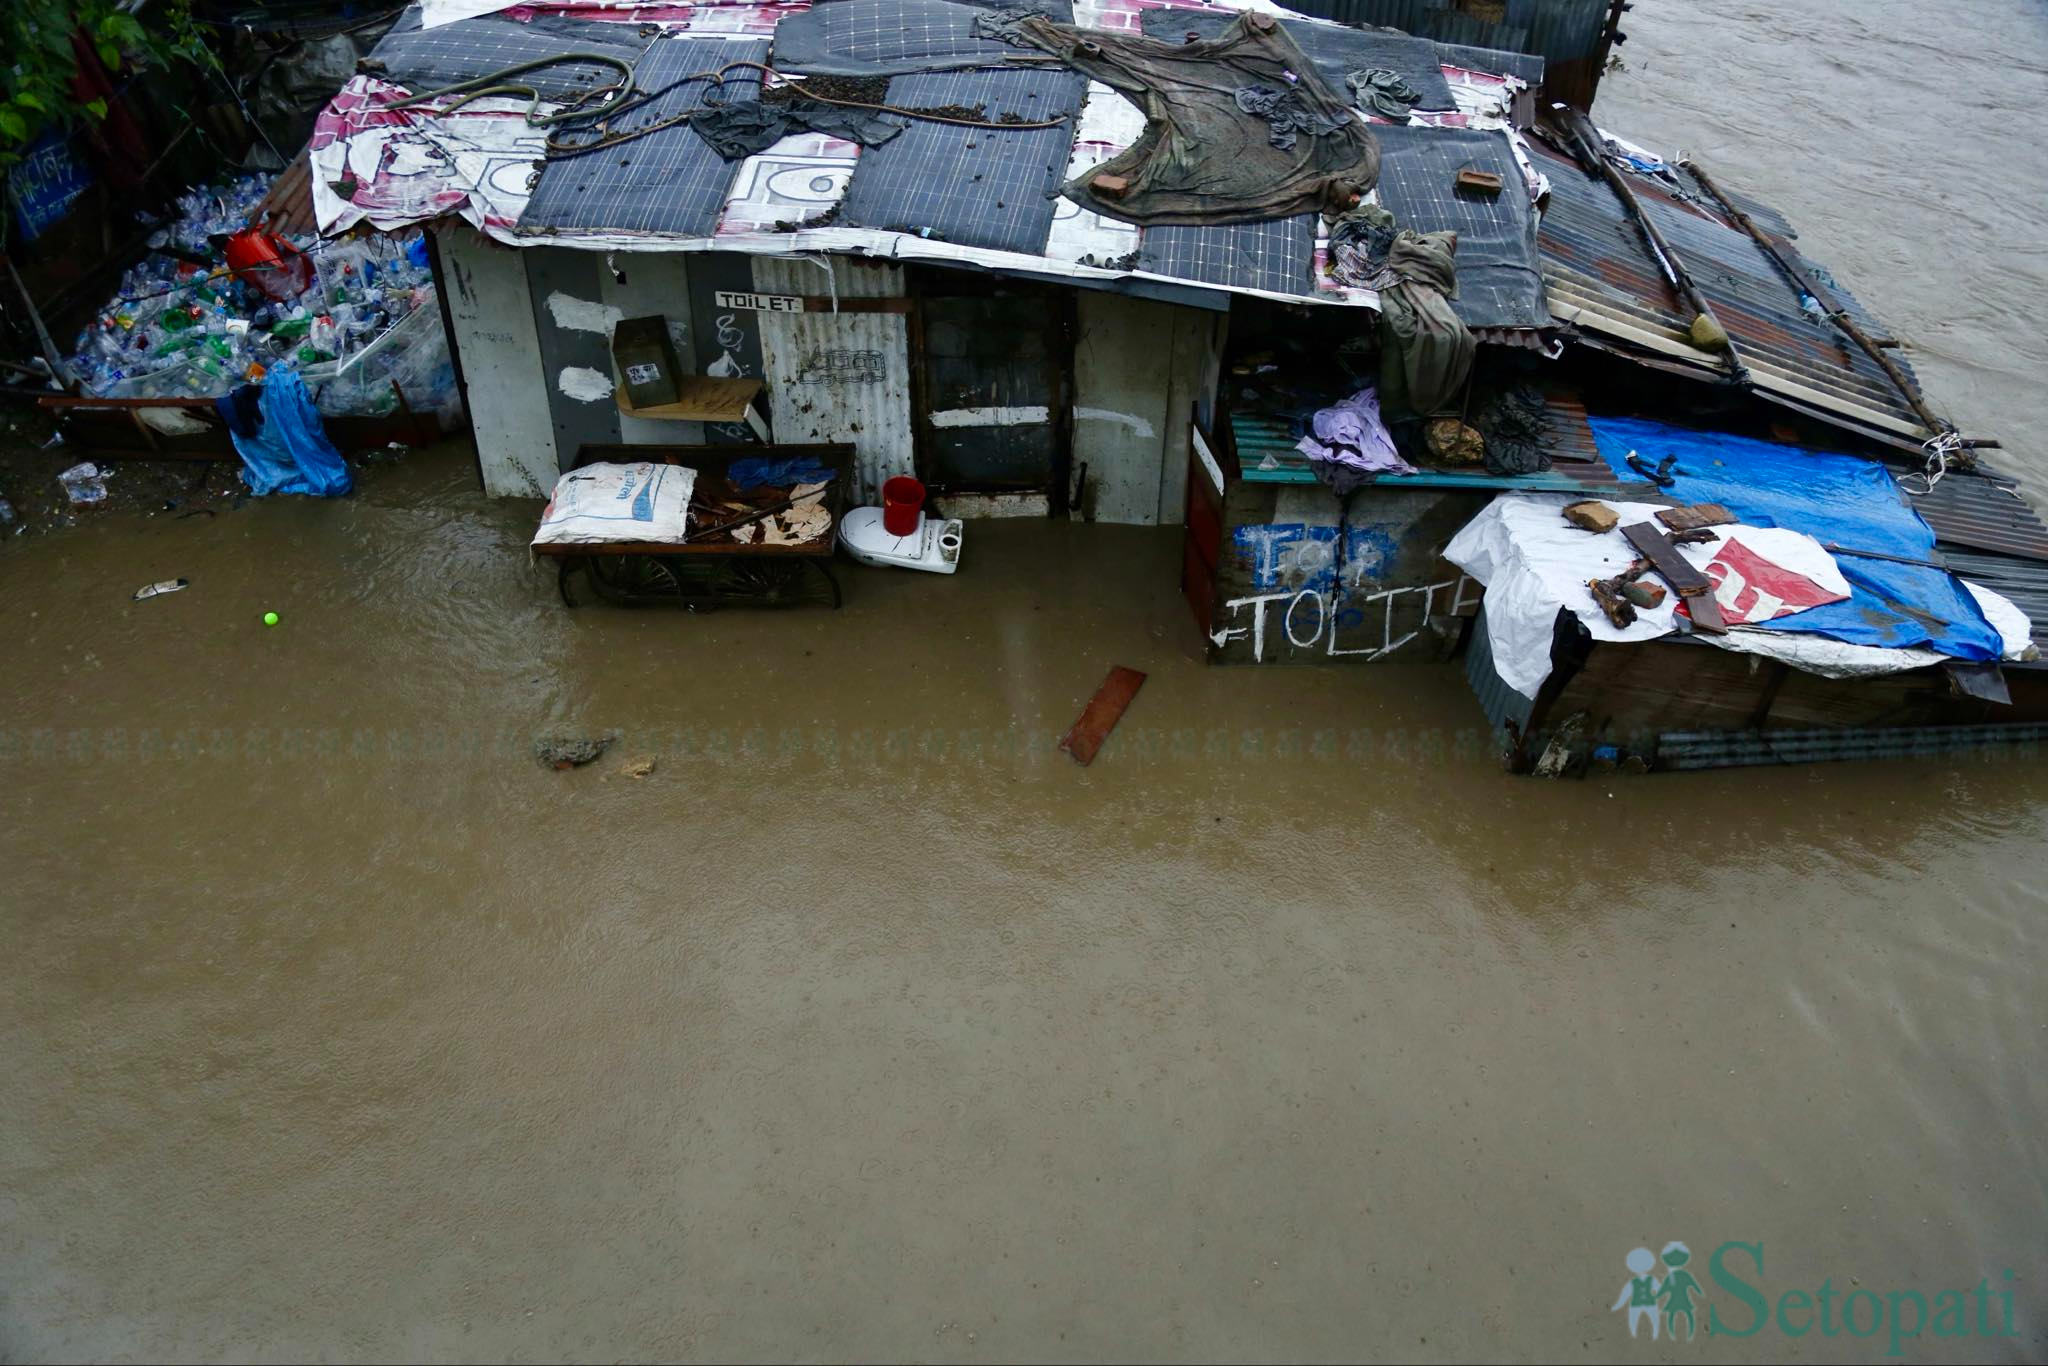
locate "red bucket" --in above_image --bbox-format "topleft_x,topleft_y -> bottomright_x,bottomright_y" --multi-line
882,475 -> 925,537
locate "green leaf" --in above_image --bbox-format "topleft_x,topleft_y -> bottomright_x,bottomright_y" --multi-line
86,97 -> 108,119
0,109 -> 25,142
96,39 -> 121,70
14,92 -> 45,112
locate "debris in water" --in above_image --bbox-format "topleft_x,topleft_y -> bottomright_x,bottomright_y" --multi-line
133,578 -> 191,601
1059,666 -> 1147,766
534,730 -> 622,770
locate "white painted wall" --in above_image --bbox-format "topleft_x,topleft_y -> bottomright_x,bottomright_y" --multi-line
435,224 -> 555,498
1072,291 -> 1221,525
752,257 -> 912,501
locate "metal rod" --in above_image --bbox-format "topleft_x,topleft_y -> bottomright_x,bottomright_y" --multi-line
1680,154 -> 1953,442
1823,541 -> 1949,571
1559,107 -> 1745,383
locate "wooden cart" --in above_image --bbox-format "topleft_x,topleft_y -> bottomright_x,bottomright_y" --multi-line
534,442 -> 852,611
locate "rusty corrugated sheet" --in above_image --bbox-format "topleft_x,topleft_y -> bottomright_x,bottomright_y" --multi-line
253,148 -> 316,239
1532,140 -> 1936,440
1938,548 -> 2048,651
1915,463 -> 2048,562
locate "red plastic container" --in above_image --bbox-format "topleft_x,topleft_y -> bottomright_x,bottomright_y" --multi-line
224,227 -> 315,303
882,475 -> 925,536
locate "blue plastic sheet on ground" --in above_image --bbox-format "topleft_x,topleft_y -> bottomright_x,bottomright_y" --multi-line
230,368 -> 352,498
1591,416 -> 2000,659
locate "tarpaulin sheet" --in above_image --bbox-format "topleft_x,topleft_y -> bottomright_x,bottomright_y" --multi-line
1138,9 -> 1456,112
1591,416 -> 2003,662
1446,494 -> 1856,698
1369,123 -> 1547,330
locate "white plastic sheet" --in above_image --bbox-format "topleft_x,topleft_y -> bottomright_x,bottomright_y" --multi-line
1446,494 -> 1853,697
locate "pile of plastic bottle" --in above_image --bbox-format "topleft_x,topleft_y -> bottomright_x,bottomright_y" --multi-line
67,173 -> 459,423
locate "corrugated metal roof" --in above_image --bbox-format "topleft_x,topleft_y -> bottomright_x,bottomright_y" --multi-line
1275,0 -> 1605,94
1532,139 -> 1937,441
1911,467 -> 2048,563
1935,548 -> 2048,648
1464,602 -> 1535,739
1656,722 -> 2048,769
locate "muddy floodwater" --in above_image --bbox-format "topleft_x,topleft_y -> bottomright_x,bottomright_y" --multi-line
4,3 -> 2047,1362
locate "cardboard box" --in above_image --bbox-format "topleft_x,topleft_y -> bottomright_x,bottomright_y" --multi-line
611,315 -> 681,409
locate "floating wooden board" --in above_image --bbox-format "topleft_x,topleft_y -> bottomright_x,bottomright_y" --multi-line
1059,666 -> 1147,766
616,375 -> 763,423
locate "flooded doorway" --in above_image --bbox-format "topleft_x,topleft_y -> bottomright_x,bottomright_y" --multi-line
914,276 -> 1072,508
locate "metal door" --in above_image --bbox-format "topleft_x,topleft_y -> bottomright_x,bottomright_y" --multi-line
914,283 -> 1070,503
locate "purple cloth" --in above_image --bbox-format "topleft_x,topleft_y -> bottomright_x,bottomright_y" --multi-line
1295,386 -> 1413,494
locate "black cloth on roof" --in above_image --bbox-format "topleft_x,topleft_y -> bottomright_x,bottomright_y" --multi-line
1136,9 -> 1457,111
689,98 -> 906,160
1234,84 -> 1351,152
1476,382 -> 1552,475
1347,68 -> 1421,122
1011,12 -> 1379,228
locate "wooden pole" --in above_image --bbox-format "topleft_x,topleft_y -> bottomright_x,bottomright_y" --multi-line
1680,154 -> 1953,443
1559,108 -> 1745,381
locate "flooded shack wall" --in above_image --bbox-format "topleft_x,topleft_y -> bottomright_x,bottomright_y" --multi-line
435,228 -> 1217,521
436,226 -> 701,498
1204,482 -> 1483,664
1073,291 -> 1225,526
752,257 -> 914,503
1464,621 -> 2048,771
435,224 -> 556,499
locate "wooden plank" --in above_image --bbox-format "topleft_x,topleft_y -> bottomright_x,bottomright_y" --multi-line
616,375 -> 764,424
1622,521 -> 1711,596
1059,666 -> 1147,766
1684,590 -> 1728,634
1655,502 -> 1736,533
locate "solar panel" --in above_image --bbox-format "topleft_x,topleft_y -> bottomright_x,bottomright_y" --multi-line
518,38 -> 771,237
1370,123 -> 1546,329
772,0 -> 1076,78
1136,10 -> 1457,113
837,69 -> 1085,254
367,15 -> 652,100
1141,217 -> 1318,297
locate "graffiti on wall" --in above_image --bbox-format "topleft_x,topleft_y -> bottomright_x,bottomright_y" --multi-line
1233,522 -> 1401,595
1209,577 -> 1480,663
796,348 -> 886,386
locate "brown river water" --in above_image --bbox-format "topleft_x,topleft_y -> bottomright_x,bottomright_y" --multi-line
3,3 -> 2046,1361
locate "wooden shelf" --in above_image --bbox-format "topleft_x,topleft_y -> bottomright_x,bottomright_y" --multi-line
617,376 -> 764,424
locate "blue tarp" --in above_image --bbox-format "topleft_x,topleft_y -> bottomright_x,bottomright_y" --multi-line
227,369 -> 352,498
1591,416 -> 2001,660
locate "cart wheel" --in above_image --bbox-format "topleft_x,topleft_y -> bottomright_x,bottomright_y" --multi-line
587,554 -> 687,605
715,557 -> 837,608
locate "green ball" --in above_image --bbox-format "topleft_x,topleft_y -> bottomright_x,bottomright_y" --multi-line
263,611 -> 280,626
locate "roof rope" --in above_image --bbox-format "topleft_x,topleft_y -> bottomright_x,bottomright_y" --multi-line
382,54 -> 1070,164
